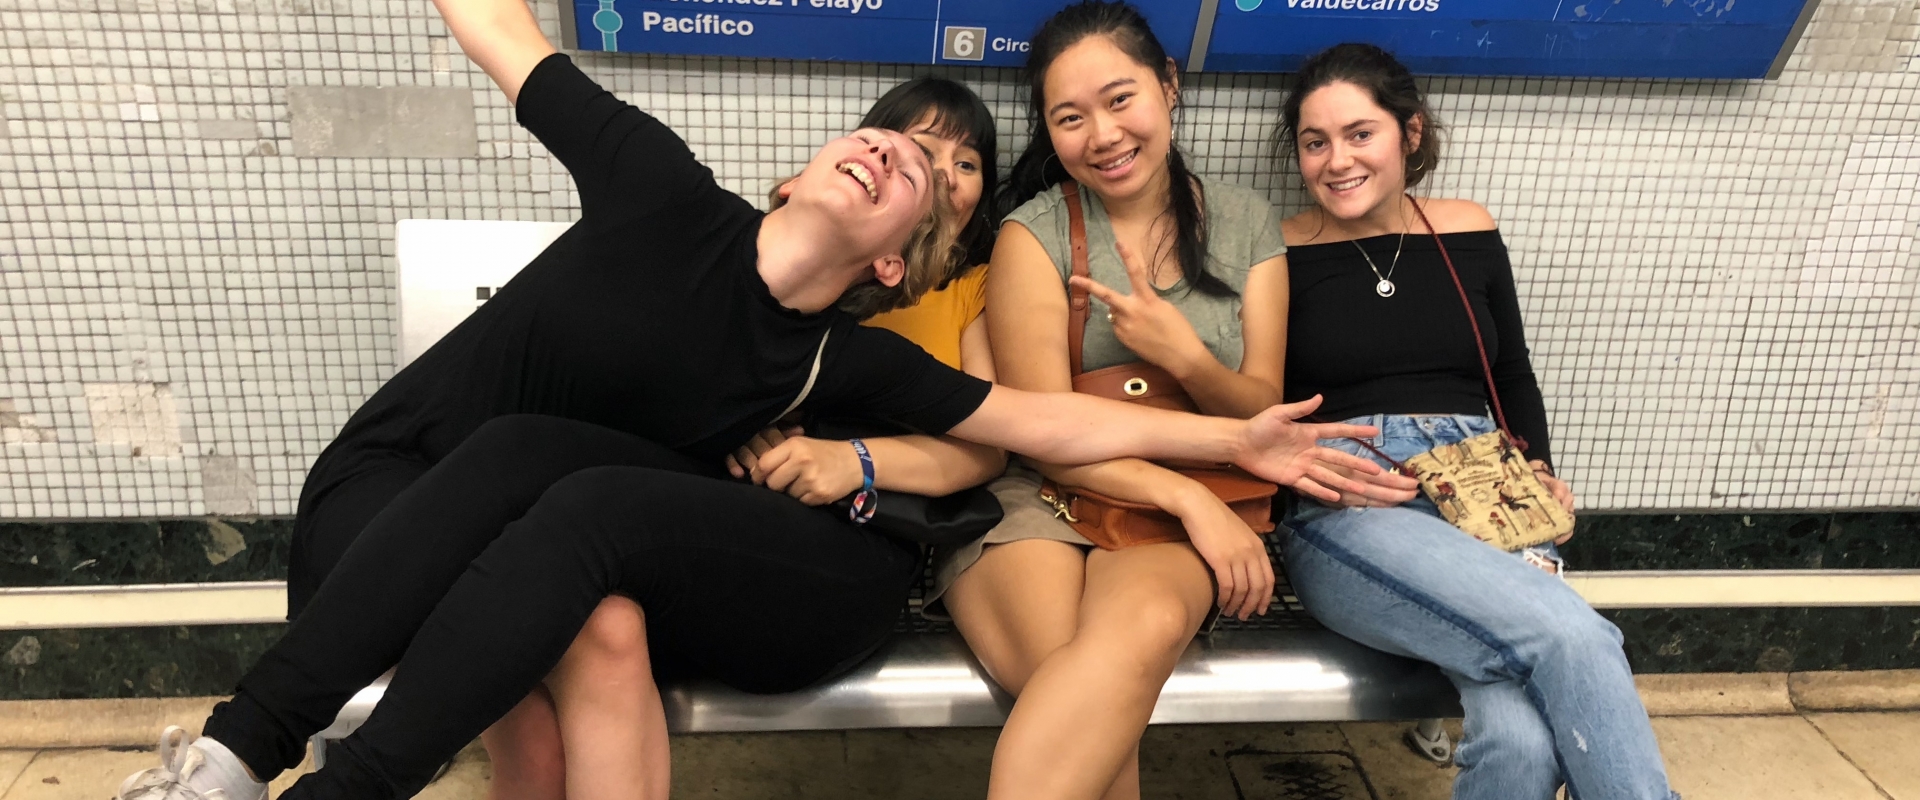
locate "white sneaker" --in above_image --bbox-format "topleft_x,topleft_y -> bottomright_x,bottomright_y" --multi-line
116,727 -> 265,800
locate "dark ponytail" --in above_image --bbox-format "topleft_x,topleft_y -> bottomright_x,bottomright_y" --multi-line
996,0 -> 1232,298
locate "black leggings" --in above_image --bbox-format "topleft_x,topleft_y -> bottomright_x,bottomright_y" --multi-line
204,415 -> 920,799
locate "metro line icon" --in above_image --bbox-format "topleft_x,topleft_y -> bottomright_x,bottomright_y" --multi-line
1235,0 -> 1262,9
593,0 -> 623,50
942,26 -> 987,61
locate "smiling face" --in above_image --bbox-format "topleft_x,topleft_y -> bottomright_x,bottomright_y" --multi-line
1040,35 -> 1178,204
905,112 -> 985,224
1294,80 -> 1422,222
782,127 -> 936,259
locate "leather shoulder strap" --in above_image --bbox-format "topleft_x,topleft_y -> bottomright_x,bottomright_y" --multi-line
1062,180 -> 1089,377
1407,194 -> 1526,452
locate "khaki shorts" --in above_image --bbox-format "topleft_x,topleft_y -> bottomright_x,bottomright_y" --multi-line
923,465 -> 1092,618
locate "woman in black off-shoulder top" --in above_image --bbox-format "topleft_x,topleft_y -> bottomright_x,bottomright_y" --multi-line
1272,44 -> 1680,800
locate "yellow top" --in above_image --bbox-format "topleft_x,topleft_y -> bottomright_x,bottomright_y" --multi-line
861,266 -> 990,370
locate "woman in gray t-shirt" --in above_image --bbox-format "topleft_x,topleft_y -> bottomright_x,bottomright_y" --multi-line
936,4 -> 1316,798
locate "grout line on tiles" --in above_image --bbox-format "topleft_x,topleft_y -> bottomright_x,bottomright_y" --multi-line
1803,715 -> 1896,800
0,750 -> 38,799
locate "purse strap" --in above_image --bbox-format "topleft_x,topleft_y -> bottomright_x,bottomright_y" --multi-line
1335,196 -> 1526,473
1062,180 -> 1091,377
1405,195 -> 1527,453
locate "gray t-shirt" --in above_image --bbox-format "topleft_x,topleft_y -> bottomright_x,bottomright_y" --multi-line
1004,180 -> 1288,373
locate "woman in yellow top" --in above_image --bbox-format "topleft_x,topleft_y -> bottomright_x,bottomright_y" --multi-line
477,75 -> 1007,800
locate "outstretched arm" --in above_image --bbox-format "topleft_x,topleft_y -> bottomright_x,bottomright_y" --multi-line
431,0 -> 557,104
948,388 -> 1411,503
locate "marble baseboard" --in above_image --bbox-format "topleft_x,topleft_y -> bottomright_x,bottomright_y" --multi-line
1610,606 -> 1920,674
3,625 -> 286,700
0,519 -> 294,587
1,512 -> 1916,699
4,512 -> 1916,589
1558,511 -> 1920,571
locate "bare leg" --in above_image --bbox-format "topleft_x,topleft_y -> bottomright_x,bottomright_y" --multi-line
984,542 -> 1214,800
545,595 -> 671,800
480,687 -> 566,800
946,540 -> 1087,693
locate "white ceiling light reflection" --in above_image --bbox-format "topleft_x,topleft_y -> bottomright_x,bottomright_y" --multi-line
1160,659 -> 1353,696
867,664 -> 994,697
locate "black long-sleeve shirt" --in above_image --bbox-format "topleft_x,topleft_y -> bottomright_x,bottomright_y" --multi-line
1284,230 -> 1554,467
307,54 -> 990,488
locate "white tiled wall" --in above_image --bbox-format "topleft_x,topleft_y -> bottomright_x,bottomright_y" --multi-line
1,0 -> 1916,517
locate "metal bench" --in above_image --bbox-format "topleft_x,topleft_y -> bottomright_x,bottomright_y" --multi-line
306,219 -> 1463,766
312,566 -> 1460,764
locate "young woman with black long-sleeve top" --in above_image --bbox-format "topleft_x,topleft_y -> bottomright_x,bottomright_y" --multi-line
1275,44 -> 1676,800
112,5 -> 1418,799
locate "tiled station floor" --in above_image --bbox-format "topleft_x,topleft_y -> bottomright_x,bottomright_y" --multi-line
2,692 -> 1915,798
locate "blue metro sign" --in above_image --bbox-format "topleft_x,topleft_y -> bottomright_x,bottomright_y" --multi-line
1200,0 -> 1822,78
562,0 -> 1203,68
561,0 -> 1821,79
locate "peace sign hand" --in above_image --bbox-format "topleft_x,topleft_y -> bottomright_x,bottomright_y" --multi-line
1066,242 -> 1211,376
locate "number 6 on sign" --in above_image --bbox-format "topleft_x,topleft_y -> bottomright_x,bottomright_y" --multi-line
943,26 -> 985,61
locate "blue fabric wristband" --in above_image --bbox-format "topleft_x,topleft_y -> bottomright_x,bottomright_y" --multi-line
848,438 -> 877,525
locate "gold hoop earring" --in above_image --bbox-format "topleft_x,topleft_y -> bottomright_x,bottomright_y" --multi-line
1409,153 -> 1427,173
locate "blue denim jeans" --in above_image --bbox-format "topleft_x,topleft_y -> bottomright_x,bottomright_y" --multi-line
1284,414 -> 1678,800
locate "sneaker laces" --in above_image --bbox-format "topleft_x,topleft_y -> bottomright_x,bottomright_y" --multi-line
116,727 -> 228,800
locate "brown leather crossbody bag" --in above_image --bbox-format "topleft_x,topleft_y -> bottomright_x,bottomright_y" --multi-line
1036,181 -> 1278,550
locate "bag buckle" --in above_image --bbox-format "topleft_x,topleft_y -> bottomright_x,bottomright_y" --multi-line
1038,489 -> 1079,523
1123,377 -> 1149,397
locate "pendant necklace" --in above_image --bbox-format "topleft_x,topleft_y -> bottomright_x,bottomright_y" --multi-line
1352,230 -> 1408,298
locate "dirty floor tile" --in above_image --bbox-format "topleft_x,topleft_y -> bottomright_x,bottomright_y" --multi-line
1340,721 -> 1458,800
4,748 -> 154,800
1653,716 -> 1885,800
0,752 -> 37,797
1806,712 -> 1920,799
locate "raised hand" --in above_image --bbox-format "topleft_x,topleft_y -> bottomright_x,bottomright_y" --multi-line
1067,242 -> 1211,375
1235,396 -> 1421,503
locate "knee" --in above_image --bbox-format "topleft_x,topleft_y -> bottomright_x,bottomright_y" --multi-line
521,467 -> 651,538
463,414 -> 573,455
1513,605 -> 1626,672
569,596 -> 652,669
1089,590 -> 1200,669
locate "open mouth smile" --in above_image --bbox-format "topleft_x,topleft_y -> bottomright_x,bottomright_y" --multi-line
1092,149 -> 1138,176
1327,176 -> 1367,193
837,161 -> 879,203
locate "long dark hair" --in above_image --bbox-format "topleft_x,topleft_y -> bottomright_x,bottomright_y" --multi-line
859,76 -> 999,284
996,0 -> 1231,297
1275,43 -> 1442,190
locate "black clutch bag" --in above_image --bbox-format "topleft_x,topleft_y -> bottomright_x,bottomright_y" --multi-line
805,417 -> 1004,547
